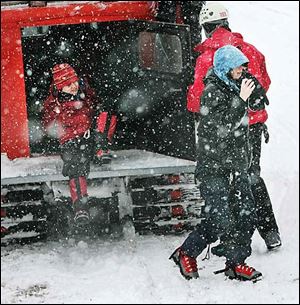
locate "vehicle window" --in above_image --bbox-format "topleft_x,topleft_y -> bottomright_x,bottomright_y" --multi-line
139,32 -> 182,74
22,25 -> 49,37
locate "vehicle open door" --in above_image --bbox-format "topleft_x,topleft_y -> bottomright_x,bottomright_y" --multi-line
21,20 -> 195,160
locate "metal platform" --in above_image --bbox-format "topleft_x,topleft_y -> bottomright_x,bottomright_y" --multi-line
1,150 -> 196,186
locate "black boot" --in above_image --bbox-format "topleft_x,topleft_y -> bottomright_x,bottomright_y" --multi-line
74,198 -> 90,226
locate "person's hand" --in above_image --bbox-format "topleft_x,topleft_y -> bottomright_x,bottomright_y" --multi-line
240,78 -> 255,101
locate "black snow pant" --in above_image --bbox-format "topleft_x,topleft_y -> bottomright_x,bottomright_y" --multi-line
249,123 -> 280,238
181,169 -> 257,267
61,136 -> 93,179
60,136 -> 93,207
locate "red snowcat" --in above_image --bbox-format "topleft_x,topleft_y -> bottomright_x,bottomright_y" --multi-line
1,1 -> 203,243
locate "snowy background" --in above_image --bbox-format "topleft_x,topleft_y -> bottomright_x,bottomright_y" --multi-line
1,1 -> 299,304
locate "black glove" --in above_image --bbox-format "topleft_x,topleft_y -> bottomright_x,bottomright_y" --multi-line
235,71 -> 269,111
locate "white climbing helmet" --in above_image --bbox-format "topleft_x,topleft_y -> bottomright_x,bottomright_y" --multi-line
199,2 -> 229,25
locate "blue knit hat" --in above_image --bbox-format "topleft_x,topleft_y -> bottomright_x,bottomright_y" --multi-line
213,45 -> 249,91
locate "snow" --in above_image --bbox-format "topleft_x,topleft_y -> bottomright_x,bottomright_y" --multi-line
1,1 -> 299,304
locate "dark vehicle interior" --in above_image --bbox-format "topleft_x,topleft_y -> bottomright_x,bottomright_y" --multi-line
21,20 -> 196,160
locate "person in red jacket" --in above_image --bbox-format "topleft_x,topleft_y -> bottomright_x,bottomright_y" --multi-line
42,63 -> 117,225
187,2 -> 281,251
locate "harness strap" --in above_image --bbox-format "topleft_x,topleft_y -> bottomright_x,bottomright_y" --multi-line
202,244 -> 211,261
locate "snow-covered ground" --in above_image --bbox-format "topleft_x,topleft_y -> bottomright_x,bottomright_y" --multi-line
1,1 -> 299,304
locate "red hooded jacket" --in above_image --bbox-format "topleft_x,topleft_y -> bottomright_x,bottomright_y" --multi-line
42,78 -> 98,144
187,27 -> 271,125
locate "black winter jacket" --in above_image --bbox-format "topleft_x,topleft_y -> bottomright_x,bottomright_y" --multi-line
196,68 -> 251,179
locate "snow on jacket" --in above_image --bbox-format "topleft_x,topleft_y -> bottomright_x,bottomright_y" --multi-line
196,46 -> 252,175
42,78 -> 98,144
187,27 -> 271,125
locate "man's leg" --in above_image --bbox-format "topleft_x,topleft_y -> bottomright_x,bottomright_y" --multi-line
249,124 -> 281,249
170,173 -> 232,279
223,172 -> 257,266
251,176 -> 281,249
220,172 -> 262,281
181,175 -> 232,257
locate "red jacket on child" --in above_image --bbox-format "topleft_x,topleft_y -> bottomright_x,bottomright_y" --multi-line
42,78 -> 97,144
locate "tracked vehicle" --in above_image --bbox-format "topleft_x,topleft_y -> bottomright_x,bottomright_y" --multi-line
1,1 -> 203,243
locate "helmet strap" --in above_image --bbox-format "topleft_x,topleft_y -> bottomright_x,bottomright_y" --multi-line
203,19 -> 230,38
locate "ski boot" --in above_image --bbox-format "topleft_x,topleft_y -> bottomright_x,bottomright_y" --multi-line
219,263 -> 262,282
74,199 -> 90,227
169,247 -> 199,280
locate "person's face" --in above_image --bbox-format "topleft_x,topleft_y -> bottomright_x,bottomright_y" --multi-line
61,81 -> 79,95
230,65 -> 246,80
